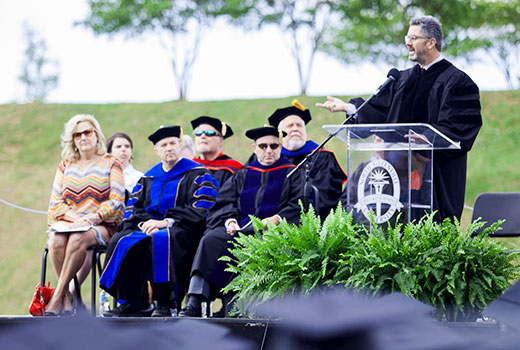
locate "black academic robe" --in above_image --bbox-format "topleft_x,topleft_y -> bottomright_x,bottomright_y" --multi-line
349,59 -> 482,222
190,157 -> 304,294
193,153 -> 243,188
100,158 -> 219,305
281,140 -> 347,220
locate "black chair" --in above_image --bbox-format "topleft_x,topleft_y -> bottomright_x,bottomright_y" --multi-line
41,244 -> 107,316
471,192 -> 520,237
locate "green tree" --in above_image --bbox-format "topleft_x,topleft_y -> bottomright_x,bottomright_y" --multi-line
18,23 -> 59,103
322,0 -> 519,84
219,0 -> 341,95
79,0 -> 222,100
480,1 -> 520,89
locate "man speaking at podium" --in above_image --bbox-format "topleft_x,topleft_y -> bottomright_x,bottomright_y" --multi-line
317,15 -> 482,222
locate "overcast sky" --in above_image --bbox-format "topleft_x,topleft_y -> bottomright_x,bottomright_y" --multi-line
0,0 -> 509,104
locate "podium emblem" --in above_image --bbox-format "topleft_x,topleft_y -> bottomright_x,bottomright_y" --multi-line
354,158 -> 403,224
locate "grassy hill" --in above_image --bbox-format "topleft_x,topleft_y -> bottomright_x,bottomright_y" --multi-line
0,91 -> 519,315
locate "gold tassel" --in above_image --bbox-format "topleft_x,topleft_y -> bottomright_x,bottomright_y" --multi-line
221,122 -> 227,137
278,129 -> 283,143
292,99 -> 306,111
179,126 -> 183,143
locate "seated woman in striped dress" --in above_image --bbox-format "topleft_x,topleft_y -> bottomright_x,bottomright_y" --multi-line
45,114 -> 125,316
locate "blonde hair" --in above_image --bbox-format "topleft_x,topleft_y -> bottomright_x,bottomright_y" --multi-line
61,114 -> 107,162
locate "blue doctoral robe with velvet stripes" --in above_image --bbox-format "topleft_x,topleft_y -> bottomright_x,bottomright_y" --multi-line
100,158 -> 219,304
189,157 -> 304,295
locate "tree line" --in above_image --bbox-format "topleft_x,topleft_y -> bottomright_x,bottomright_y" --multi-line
21,0 -> 520,102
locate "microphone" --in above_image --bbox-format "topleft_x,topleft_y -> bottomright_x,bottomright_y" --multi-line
288,68 -> 400,179
346,68 -> 400,117
374,68 -> 400,95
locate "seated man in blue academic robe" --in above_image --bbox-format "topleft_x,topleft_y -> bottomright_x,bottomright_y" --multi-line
100,125 -> 219,317
179,126 -> 304,317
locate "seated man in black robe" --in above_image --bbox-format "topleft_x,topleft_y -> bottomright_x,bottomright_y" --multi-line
191,116 -> 243,187
100,126 -> 219,317
317,15 -> 482,222
178,126 -> 304,317
268,100 -> 346,221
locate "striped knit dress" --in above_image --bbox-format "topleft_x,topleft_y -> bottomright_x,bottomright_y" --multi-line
48,154 -> 125,245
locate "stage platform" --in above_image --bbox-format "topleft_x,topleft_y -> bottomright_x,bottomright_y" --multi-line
0,315 -> 272,349
0,314 -> 507,350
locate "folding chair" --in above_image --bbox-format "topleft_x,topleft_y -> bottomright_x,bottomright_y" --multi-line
471,192 -> 520,237
41,244 -> 107,316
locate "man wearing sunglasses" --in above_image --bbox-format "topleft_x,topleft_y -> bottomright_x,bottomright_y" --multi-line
316,15 -> 482,223
191,116 -> 243,187
268,100 -> 347,221
100,125 -> 220,317
179,126 -> 304,317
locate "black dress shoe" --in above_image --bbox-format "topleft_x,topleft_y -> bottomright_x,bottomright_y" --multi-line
211,309 -> 225,318
178,305 -> 202,317
103,303 -> 153,317
151,303 -> 171,317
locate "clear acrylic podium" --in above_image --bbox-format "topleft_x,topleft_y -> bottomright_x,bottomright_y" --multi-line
323,123 -> 460,225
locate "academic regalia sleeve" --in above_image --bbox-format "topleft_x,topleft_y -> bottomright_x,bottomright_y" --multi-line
311,151 -> 346,219
205,169 -> 244,229
212,170 -> 234,190
349,79 -> 397,125
118,176 -> 154,232
431,70 -> 482,153
165,168 -> 219,230
277,167 -> 304,224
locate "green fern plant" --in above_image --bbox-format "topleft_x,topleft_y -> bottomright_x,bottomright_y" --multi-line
222,206 -> 520,321
342,213 -> 520,321
222,203 -> 362,315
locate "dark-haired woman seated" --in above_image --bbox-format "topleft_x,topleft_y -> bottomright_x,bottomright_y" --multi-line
107,132 -> 143,197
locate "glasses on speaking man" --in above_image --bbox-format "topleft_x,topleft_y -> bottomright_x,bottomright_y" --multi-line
73,129 -> 94,140
194,130 -> 221,137
257,143 -> 280,150
404,35 -> 430,43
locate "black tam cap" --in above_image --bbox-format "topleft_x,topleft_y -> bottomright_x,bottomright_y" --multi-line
148,125 -> 182,145
268,100 -> 312,128
245,126 -> 287,141
191,116 -> 234,139
255,289 -> 472,350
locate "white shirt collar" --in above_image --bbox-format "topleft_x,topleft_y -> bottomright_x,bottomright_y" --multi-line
422,55 -> 443,71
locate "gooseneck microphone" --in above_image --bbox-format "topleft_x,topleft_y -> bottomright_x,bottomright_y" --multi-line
287,68 -> 401,180
375,68 -> 401,95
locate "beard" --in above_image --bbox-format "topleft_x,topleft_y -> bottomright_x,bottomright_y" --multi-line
285,135 -> 305,150
195,143 -> 210,154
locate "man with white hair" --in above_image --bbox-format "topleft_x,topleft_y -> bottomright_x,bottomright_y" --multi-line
317,15 -> 482,222
268,100 -> 346,220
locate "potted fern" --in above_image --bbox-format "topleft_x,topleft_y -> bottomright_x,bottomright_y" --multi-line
223,205 -> 520,321
222,205 -> 362,314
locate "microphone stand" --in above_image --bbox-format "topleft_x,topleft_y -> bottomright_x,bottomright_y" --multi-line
286,93 -> 378,180
287,68 -> 400,215
286,93 -> 383,214
301,156 -> 319,214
